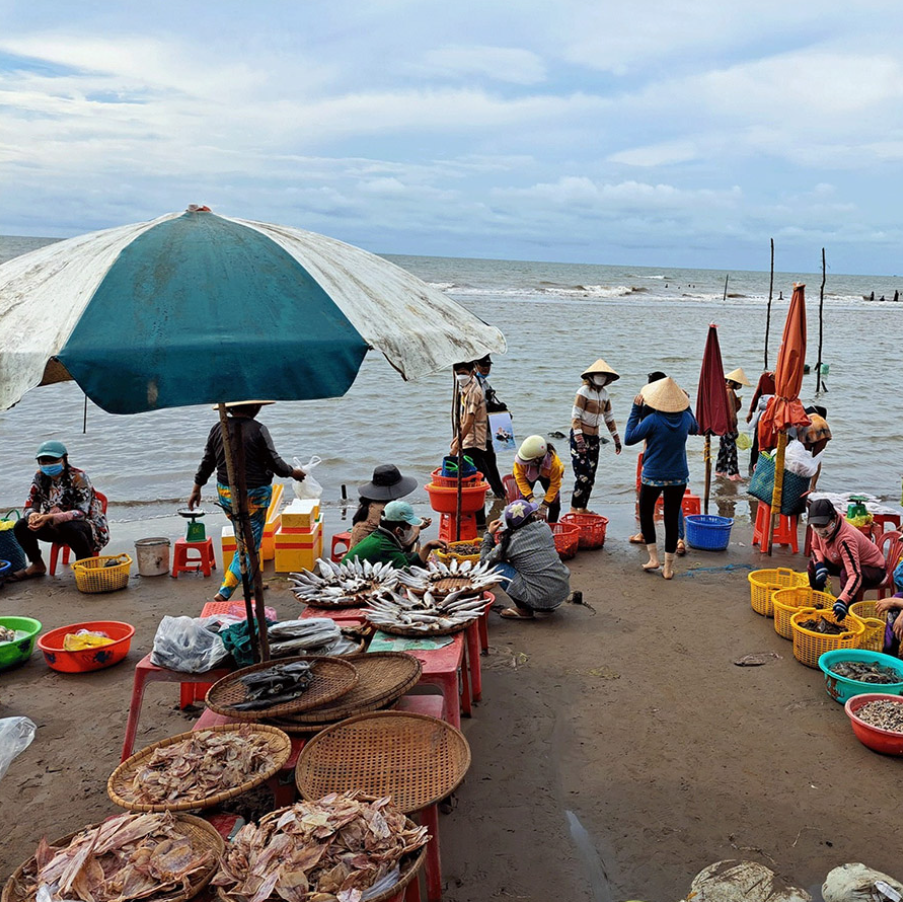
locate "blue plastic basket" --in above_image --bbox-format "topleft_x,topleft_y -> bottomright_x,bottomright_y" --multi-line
685,515 -> 733,551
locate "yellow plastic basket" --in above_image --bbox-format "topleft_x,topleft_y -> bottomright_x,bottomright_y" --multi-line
72,554 -> 132,594
849,601 -> 887,652
772,587 -> 833,640
434,540 -> 482,565
790,607 -> 865,668
748,568 -> 809,617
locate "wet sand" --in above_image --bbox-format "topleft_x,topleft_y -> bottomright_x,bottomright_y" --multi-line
1,514 -> 901,900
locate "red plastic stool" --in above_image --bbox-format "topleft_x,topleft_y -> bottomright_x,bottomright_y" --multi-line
681,492 -> 702,516
438,512 -> 477,542
49,545 -> 98,576
752,503 -> 799,553
171,537 -> 216,578
331,531 -> 352,562
873,513 -> 902,534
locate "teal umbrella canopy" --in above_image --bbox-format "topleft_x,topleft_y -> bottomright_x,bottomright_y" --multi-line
0,208 -> 506,414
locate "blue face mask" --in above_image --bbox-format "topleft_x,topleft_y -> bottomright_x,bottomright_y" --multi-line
40,463 -> 64,477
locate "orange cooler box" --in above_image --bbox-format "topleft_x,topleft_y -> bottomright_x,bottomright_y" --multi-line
274,517 -> 323,573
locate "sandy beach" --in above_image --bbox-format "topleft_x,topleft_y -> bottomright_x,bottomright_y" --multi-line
2,506 -> 900,900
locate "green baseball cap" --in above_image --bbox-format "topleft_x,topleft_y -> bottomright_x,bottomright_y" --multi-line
36,440 -> 68,460
382,500 -> 424,527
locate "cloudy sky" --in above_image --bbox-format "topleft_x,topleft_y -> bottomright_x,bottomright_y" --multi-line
1,1 -> 902,273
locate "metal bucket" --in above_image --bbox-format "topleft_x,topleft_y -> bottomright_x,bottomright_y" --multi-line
134,537 -> 171,577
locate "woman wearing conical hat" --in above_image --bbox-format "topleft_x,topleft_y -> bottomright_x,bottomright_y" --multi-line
715,367 -> 750,481
569,358 -> 621,513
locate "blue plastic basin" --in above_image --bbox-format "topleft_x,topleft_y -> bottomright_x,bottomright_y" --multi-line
819,648 -> 903,704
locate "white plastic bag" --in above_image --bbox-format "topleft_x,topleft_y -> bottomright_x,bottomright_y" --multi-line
150,615 -> 229,673
785,439 -> 820,478
823,863 -> 903,902
682,860 -> 811,902
0,716 -> 36,782
293,456 -> 323,500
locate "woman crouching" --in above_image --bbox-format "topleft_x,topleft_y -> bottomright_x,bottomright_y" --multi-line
481,499 -> 571,621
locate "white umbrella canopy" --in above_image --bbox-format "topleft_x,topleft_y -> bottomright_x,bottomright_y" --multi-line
0,207 -> 507,413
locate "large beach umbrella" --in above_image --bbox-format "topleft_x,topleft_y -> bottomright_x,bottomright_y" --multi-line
0,206 -> 507,655
695,324 -> 733,514
756,283 -> 810,554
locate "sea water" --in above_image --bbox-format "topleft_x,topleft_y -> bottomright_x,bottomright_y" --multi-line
1,236 -> 901,520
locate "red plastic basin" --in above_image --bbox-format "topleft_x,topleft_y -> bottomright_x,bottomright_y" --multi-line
424,480 -> 488,514
844,693 -> 903,756
38,620 -> 135,673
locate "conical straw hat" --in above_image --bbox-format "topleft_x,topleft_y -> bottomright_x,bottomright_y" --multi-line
725,368 -> 751,387
580,358 -> 620,382
641,377 -> 689,413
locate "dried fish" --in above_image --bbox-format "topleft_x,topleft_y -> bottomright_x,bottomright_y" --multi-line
17,812 -> 214,902
129,727 -> 277,805
232,661 -> 315,711
290,560 -> 398,608
856,699 -> 903,733
213,791 -> 430,902
395,559 -> 505,597
829,660 -> 902,684
365,587 -> 489,634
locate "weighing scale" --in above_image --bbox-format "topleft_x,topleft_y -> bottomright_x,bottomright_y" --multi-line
177,508 -> 208,542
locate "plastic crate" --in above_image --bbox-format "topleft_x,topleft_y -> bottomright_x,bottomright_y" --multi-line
549,523 -> 580,560
560,513 -> 608,549
71,554 -> 132,594
685,515 -> 733,551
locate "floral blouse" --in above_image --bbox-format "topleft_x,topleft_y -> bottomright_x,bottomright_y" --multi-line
24,466 -> 109,551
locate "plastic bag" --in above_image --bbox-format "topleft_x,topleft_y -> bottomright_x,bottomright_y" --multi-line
0,716 -> 36,782
150,615 -> 229,673
293,456 -> 323,500
785,439 -> 820,478
682,860 -> 811,901
823,863 -> 903,901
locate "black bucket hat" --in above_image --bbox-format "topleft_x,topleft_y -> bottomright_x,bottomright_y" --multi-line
358,464 -> 418,501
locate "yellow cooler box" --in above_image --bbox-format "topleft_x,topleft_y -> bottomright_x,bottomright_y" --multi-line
274,517 -> 323,573
282,498 -> 321,530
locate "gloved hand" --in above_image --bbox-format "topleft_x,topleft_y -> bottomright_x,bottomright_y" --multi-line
537,503 -> 549,520
833,599 -> 848,622
574,434 -> 586,455
613,435 -> 622,455
813,562 -> 829,590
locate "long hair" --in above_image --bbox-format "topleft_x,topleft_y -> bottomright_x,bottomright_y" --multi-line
352,495 -> 375,526
37,457 -> 76,510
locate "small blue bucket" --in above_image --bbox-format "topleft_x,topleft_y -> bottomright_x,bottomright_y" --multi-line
685,515 -> 733,551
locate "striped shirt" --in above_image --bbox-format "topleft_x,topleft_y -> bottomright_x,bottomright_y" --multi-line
571,383 -> 618,437
460,380 -> 489,451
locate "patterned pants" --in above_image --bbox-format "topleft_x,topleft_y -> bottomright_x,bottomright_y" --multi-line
716,432 -> 739,477
570,430 -> 600,509
216,483 -> 272,600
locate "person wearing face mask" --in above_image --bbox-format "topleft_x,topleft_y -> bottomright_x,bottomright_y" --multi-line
342,500 -> 447,568
807,498 -> 887,621
11,441 -> 109,580
570,358 -> 622,513
513,435 -> 565,523
450,360 -> 493,525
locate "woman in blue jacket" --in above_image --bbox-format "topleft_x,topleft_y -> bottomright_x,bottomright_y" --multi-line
625,377 -> 699,579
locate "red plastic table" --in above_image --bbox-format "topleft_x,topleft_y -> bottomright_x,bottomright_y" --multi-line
121,654 -> 231,761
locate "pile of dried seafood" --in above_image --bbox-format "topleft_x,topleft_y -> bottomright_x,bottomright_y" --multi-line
829,659 -> 902,684
14,813 -> 215,902
290,560 -> 398,607
365,588 -> 489,634
395,559 -> 504,596
268,619 -> 361,657
129,728 -> 276,805
213,791 -> 429,902
856,699 -> 903,733
232,661 -> 315,711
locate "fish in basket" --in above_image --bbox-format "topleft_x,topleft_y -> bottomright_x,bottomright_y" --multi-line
394,558 -> 505,597
289,559 -> 398,608
365,587 -> 490,636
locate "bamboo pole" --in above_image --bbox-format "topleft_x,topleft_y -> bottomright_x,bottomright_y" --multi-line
816,248 -> 826,395
217,404 -> 258,662
764,431 -> 788,556
764,238 -> 774,369
453,377 -> 463,541
703,434 -> 712,515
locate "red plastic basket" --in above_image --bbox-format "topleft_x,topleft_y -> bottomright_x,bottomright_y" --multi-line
560,513 -> 608,549
429,468 -> 481,488
549,523 -> 580,559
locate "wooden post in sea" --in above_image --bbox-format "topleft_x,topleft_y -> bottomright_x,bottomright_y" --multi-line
816,248 -> 826,395
764,238 -> 774,370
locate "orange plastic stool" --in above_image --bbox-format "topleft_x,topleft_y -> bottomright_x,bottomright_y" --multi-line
438,512 -> 478,542
49,545 -> 98,576
331,531 -> 352,562
171,537 -> 216,578
752,503 -> 799,553
681,492 -> 702,516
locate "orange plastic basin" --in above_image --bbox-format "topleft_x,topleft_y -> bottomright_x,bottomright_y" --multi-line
38,620 -> 135,673
424,480 -> 489,514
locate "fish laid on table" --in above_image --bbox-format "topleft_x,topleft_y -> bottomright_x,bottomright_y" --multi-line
829,660 -> 902,684
856,699 -> 903,733
266,619 -> 349,657
365,587 -> 490,634
129,727 -> 277,805
15,812 -> 214,902
232,661 -> 315,711
395,558 -> 506,597
289,558 -> 398,607
213,790 -> 429,902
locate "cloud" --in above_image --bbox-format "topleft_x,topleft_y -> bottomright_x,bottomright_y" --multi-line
607,140 -> 699,167
418,45 -> 546,85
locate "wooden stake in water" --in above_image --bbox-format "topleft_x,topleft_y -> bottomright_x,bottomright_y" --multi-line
723,274 -> 729,301
816,247 -> 826,395
764,238 -> 774,370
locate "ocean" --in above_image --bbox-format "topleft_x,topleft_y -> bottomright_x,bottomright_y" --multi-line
1,235 -> 901,523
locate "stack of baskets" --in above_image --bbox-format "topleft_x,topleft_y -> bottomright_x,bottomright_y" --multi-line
849,600 -> 888,652
790,608 -> 865,668
772,586 -> 834,639
549,523 -> 580,560
747,568 -> 809,617
560,512 -> 608,549
72,554 -> 132,593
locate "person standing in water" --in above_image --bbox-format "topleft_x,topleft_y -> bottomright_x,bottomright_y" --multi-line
569,359 -> 621,513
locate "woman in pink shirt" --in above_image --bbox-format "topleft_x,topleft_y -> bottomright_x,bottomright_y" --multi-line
807,498 -> 886,619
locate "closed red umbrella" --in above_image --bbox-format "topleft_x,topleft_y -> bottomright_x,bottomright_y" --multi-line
695,324 -> 733,513
758,284 -> 811,553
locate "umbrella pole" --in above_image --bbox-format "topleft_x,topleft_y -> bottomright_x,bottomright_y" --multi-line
217,405 -> 258,661
765,238 -> 774,369
453,379 -> 463,542
704,435 -> 712,515
765,432 -> 788,556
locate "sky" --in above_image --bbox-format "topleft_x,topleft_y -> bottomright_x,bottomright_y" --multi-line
1,1 -> 902,274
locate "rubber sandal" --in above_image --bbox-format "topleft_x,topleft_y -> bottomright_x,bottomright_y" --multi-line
629,533 -> 645,545
9,568 -> 44,582
499,607 -> 534,620
676,540 -> 687,556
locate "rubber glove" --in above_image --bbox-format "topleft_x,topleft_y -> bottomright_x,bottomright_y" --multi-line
813,562 -> 829,590
833,599 -> 848,622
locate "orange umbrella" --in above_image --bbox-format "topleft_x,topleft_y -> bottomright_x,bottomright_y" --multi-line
758,283 -> 811,554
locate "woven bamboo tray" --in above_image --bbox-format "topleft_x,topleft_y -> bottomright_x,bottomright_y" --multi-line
268,652 -> 422,729
205,655 -> 359,720
107,724 -> 292,812
295,710 -> 471,814
214,807 -> 425,902
368,619 -> 474,639
2,813 -> 223,902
